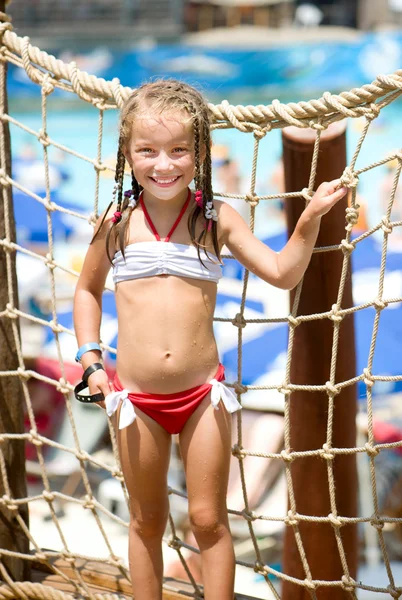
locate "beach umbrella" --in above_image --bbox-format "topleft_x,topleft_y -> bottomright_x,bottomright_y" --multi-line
221,230 -> 402,405
13,190 -> 77,244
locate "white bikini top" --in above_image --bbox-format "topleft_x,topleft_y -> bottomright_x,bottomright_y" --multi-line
112,190 -> 222,285
112,241 -> 222,284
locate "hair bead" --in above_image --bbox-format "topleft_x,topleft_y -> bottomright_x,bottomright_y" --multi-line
112,211 -> 122,223
195,190 -> 203,208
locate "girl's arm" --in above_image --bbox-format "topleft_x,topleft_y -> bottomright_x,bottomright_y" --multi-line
219,179 -> 348,290
73,207 -> 115,372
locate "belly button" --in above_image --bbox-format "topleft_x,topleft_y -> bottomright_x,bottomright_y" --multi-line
165,352 -> 171,359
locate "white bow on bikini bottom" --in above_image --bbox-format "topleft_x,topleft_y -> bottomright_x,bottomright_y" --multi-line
105,378 -> 242,430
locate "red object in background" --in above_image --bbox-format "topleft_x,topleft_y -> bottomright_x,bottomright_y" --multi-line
373,419 -> 402,456
24,357 -> 116,464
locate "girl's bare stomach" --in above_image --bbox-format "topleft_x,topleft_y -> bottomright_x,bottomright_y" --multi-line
114,275 -> 220,393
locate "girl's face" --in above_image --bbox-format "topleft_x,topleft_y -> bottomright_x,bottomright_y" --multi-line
125,111 -> 196,202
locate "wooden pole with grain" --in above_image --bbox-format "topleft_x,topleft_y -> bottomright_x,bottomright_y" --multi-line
0,2 -> 30,582
281,122 -> 358,599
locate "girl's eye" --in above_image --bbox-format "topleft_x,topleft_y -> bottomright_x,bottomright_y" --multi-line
139,148 -> 154,153
173,147 -> 187,153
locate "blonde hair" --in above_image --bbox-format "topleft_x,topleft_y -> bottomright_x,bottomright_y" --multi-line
93,79 -> 218,264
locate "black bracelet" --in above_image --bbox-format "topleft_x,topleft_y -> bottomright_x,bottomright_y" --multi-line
83,362 -> 104,383
74,363 -> 106,404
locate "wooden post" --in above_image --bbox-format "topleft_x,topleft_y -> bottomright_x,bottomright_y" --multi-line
0,3 -> 30,581
281,122 -> 358,599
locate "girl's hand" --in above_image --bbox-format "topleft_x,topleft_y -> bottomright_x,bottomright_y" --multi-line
306,179 -> 348,219
87,369 -> 113,410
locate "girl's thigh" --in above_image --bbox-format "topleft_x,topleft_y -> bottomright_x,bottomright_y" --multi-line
114,404 -> 172,517
178,393 -> 232,512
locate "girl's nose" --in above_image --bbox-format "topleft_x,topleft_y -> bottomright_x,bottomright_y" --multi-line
154,151 -> 173,172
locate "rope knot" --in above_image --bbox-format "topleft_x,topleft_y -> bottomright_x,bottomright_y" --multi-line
363,368 -> 375,388
370,515 -> 384,530
303,578 -> 317,590
281,449 -> 294,463
83,495 -> 95,510
367,103 -> 381,120
167,537 -> 181,550
38,128 -> 50,147
17,367 -> 31,379
45,252 -> 56,270
56,378 -> 70,395
232,444 -> 247,459
2,495 -> 18,512
381,217 -> 393,235
93,160 -> 107,173
325,381 -> 339,396
340,238 -> 355,255
279,383 -> 291,397
233,382 -> 247,395
284,510 -> 298,526
245,192 -> 259,207
42,491 -> 55,503
345,206 -> 360,228
373,297 -> 388,311
241,509 -> 256,522
254,125 -> 270,139
232,313 -> 246,328
5,303 -> 17,319
0,168 -> 10,187
341,575 -> 356,593
365,442 -> 380,457
41,75 -> 55,96
309,120 -> 327,131
340,166 -> 359,189
387,584 -> 402,599
301,188 -> 313,202
321,443 -> 335,461
76,450 -> 87,463
49,319 -> 63,334
287,315 -> 300,328
329,304 -> 343,323
253,561 -> 266,575
88,212 -> 97,227
29,429 -> 43,447
328,513 -> 343,528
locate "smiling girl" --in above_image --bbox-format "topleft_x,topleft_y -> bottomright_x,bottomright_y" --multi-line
73,79 -> 347,600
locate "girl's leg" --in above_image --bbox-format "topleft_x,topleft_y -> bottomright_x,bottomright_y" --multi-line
179,394 -> 235,600
114,405 -> 172,600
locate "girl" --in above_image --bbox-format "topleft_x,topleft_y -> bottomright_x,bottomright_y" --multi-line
73,79 -> 347,600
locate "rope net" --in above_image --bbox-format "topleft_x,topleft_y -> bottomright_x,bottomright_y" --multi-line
1,12 -> 402,600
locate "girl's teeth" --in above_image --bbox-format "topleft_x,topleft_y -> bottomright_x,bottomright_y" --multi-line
153,177 -> 178,183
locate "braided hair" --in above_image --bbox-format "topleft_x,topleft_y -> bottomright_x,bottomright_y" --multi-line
92,79 -> 219,264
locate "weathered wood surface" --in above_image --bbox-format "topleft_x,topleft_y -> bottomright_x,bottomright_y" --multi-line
31,555 -> 262,599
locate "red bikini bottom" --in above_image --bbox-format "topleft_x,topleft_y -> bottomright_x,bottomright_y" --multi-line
112,364 -> 225,434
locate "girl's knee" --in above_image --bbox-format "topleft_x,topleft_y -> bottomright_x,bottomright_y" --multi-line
130,508 -> 169,540
189,506 -> 229,545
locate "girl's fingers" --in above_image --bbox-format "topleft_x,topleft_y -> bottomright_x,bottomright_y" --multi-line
324,186 -> 348,204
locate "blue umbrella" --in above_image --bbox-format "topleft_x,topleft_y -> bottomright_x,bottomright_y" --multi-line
221,230 -> 402,399
13,190 -> 77,244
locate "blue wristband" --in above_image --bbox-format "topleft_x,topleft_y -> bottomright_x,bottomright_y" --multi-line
75,342 -> 102,363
